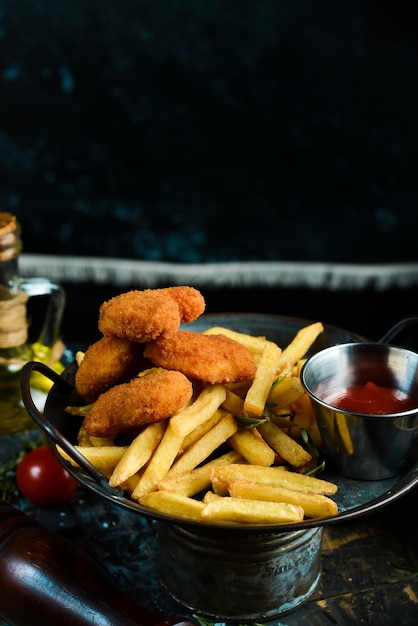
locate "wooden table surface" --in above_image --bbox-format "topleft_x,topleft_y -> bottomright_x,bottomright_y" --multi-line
0,431 -> 417,626
287,486 -> 418,625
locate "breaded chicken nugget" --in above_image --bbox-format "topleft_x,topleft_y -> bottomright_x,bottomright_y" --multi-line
75,335 -> 148,402
144,330 -> 257,384
158,286 -> 205,323
83,369 -> 193,438
98,290 -> 181,342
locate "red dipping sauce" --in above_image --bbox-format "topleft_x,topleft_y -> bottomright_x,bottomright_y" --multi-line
323,381 -> 418,415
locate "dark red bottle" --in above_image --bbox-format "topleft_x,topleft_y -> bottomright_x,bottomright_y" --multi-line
0,500 -> 195,626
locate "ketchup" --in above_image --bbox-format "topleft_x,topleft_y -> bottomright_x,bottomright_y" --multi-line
323,381 -> 417,415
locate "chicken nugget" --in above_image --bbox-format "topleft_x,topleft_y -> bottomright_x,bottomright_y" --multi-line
158,286 -> 205,323
83,369 -> 193,438
75,335 -> 148,402
144,330 -> 257,384
98,290 -> 181,342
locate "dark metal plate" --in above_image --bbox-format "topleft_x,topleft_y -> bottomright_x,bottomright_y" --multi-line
42,313 -> 418,534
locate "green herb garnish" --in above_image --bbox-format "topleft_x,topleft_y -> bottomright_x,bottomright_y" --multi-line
235,415 -> 270,428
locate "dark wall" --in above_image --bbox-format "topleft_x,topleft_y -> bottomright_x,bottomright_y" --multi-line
1,1 -> 418,263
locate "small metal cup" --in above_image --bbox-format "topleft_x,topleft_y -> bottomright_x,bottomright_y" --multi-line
301,343 -> 418,480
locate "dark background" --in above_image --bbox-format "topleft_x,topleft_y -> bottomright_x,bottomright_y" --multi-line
1,0 -> 417,342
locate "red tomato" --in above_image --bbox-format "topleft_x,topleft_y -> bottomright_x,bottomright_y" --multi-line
16,445 -> 78,507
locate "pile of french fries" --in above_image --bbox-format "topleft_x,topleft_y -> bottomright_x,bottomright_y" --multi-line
60,322 -> 339,525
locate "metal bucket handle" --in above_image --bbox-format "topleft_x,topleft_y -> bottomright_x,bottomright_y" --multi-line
379,316 -> 418,345
20,361 -> 123,497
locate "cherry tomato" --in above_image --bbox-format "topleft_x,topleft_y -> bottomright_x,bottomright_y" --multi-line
16,445 -> 78,507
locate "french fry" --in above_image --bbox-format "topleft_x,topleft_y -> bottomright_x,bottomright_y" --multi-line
244,341 -> 282,419
169,384 -> 227,439
224,380 -> 251,395
267,375 -> 305,409
228,427 -> 275,466
200,496 -> 304,524
180,408 -> 224,452
228,480 -> 338,519
77,425 -> 92,447
203,326 -> 267,354
157,450 -> 244,497
202,490 -> 222,503
336,414 -> 354,455
293,358 -> 307,377
277,322 -> 324,373
120,472 -> 141,496
131,423 -> 183,500
209,464 -> 337,496
89,436 -> 115,447
165,412 -> 238,479
75,350 -> 85,366
257,420 -> 312,467
57,445 -> 128,478
139,491 -> 205,521
222,388 -> 245,416
291,392 -> 323,449
108,421 -> 166,487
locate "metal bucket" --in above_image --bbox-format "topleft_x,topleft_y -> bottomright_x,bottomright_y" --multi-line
157,522 -> 323,622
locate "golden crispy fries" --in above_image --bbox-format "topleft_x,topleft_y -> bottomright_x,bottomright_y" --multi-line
293,358 -> 307,377
131,424 -> 183,500
170,384 -> 226,438
224,380 -> 251,395
228,427 -> 275,466
222,388 -> 245,416
228,480 -> 338,519
157,451 -> 243,497
289,409 -> 320,447
77,425 -> 92,446
180,408 -> 224,451
244,341 -> 282,419
210,464 -> 337,496
202,490 -> 222,503
277,322 -> 324,373
57,445 -> 128,478
203,326 -> 267,354
200,496 -> 304,524
290,392 -> 323,449
257,420 -> 312,467
119,473 -> 141,495
89,435 -> 115,447
267,375 -> 305,410
165,412 -> 238,479
75,350 -> 85,366
139,491 -> 205,521
108,421 -> 166,487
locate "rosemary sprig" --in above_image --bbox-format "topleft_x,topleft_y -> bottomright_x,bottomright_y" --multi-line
235,415 -> 270,428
